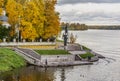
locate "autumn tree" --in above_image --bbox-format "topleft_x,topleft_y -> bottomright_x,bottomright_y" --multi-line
6,0 -> 23,39
0,0 -> 4,15
20,20 -> 38,41
5,0 -> 60,41
43,0 -> 60,39
23,0 -> 45,40
6,0 -> 43,41
33,0 -> 45,39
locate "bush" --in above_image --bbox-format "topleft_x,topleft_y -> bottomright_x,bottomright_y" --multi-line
0,25 -> 9,40
70,33 -> 77,44
0,39 -> 2,42
82,46 -> 91,51
79,52 -> 94,59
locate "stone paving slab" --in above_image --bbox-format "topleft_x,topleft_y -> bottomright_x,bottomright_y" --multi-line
69,51 -> 86,55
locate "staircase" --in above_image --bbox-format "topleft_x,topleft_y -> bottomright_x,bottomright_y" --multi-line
75,55 -> 82,61
67,44 -> 82,51
14,48 -> 43,66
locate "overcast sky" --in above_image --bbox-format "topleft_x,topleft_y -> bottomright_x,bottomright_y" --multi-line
56,0 -> 120,25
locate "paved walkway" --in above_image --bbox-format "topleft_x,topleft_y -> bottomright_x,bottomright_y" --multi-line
67,44 -> 82,51
16,48 -> 41,60
69,51 -> 86,55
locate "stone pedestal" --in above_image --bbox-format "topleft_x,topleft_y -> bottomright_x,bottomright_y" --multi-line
32,39 -> 34,42
47,39 -> 50,42
23,39 -> 26,42
40,38 -> 42,42
3,38 -> 6,42
54,39 -> 56,42
13,38 -> 16,42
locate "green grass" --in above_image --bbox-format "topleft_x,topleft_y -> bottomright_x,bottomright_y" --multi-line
82,46 -> 91,51
79,52 -> 94,59
0,48 -> 26,72
35,50 -> 70,55
56,39 -> 64,42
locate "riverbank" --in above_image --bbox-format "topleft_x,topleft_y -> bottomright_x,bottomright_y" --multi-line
57,43 -> 105,62
0,43 -> 105,72
14,43 -> 105,67
0,48 -> 26,72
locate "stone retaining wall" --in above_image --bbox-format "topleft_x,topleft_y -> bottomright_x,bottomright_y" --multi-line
0,42 -> 56,49
41,55 -> 75,65
0,42 -> 56,46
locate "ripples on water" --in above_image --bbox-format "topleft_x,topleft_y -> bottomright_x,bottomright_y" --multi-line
1,29 -> 120,81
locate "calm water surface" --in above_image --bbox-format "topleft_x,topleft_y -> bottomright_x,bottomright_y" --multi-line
1,29 -> 120,81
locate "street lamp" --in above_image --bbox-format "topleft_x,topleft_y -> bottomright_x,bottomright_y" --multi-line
18,15 -> 21,43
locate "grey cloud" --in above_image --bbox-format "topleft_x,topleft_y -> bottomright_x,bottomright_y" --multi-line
60,11 -> 120,25
56,2 -> 120,25
57,0 -> 120,5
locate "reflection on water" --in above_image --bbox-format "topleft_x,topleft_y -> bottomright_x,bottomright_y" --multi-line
60,68 -> 65,81
1,30 -> 120,81
0,66 -> 55,81
1,58 -> 120,81
0,66 -> 73,81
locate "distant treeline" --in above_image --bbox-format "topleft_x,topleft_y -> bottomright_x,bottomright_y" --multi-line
61,22 -> 88,30
88,25 -> 120,30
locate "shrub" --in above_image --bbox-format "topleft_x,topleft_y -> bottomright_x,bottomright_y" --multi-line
0,39 -> 2,42
79,52 -> 94,59
70,33 -> 77,44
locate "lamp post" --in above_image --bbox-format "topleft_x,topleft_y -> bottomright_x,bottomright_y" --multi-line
18,15 -> 21,43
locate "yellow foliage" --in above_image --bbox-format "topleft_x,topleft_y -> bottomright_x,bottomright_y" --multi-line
0,21 -> 2,25
6,0 -> 23,25
0,8 -> 2,15
23,1 -> 44,37
4,0 -> 60,40
43,0 -> 60,39
20,20 -> 38,41
0,0 -> 4,15
6,0 -> 23,37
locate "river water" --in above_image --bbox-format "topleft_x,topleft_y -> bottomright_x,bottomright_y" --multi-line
0,29 -> 120,81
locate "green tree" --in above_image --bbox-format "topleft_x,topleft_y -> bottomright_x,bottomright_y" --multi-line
0,25 -> 9,40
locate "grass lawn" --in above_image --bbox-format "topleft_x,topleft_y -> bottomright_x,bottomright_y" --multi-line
56,39 -> 64,42
79,52 -> 94,59
35,50 -> 70,55
82,46 -> 91,51
0,48 -> 26,72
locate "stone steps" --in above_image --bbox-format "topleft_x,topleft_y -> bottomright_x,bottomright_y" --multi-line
14,48 -> 43,66
17,48 -> 41,60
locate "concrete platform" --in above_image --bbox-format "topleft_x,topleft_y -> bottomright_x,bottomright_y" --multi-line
42,61 -> 93,67
69,51 -> 86,55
